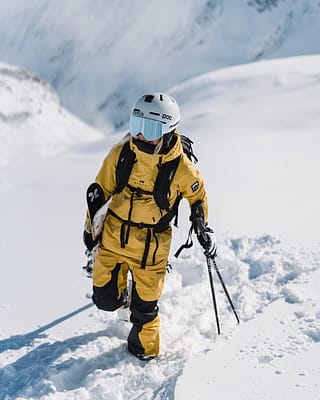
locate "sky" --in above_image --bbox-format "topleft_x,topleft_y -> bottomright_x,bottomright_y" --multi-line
0,54 -> 320,399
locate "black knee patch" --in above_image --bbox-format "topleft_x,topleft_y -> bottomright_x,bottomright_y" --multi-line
92,263 -> 123,311
130,304 -> 158,326
130,280 -> 158,325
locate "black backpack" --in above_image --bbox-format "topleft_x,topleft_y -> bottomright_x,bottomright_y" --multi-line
115,134 -> 197,211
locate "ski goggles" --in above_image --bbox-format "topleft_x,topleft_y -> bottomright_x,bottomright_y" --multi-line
130,115 -> 163,141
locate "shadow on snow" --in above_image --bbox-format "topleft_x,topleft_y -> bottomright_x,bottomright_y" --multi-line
0,303 -> 94,353
0,303 -> 180,400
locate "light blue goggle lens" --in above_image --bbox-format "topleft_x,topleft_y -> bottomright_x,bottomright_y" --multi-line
130,115 -> 163,141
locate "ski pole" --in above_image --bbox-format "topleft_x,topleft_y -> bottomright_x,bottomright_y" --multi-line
207,253 -> 240,326
213,257 -> 240,325
205,253 -> 221,335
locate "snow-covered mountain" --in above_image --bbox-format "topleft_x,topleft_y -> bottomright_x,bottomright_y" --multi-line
0,63 -> 102,167
0,0 -> 319,131
0,54 -> 319,399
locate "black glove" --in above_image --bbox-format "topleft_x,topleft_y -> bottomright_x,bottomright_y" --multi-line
191,200 -> 217,258
197,225 -> 217,257
83,230 -> 98,251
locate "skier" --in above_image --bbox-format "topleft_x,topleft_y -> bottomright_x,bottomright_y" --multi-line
83,92 -> 216,360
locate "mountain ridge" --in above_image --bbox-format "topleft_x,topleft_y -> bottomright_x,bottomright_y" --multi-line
0,62 -> 102,167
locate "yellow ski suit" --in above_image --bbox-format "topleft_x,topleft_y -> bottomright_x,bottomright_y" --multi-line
89,131 -> 208,358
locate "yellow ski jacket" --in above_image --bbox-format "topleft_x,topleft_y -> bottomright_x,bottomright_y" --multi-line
94,131 -> 208,227
86,131 -> 208,268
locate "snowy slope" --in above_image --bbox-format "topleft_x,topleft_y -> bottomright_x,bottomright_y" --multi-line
1,55 -> 320,399
176,268 -> 320,399
0,0 -> 320,130
170,54 -> 320,244
0,63 -> 102,167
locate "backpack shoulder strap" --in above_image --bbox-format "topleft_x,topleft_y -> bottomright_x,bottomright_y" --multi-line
153,133 -> 198,211
154,156 -> 181,210
115,140 -> 136,193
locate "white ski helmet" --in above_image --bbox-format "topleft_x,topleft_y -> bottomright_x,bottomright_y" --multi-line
129,92 -> 180,141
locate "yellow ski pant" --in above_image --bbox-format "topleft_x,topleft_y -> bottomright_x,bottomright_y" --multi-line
92,213 -> 171,357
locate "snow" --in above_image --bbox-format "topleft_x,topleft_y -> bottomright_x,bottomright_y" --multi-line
1,54 -> 320,399
176,273 -> 320,399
